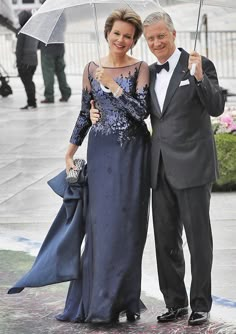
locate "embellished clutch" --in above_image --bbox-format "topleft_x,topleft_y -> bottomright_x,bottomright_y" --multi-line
66,158 -> 86,184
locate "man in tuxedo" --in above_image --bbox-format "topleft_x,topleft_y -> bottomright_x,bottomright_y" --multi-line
143,11 -> 225,326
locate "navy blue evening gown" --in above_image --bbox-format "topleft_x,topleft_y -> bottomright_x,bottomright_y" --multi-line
58,61 -> 151,323
9,61 -> 151,323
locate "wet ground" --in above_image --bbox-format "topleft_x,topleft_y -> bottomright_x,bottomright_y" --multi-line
0,77 -> 236,333
2,249 -> 236,334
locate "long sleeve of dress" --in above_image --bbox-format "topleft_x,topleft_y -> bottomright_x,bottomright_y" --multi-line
70,64 -> 92,146
115,61 -> 150,122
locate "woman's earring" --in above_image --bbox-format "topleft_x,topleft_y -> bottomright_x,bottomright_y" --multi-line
130,48 -> 133,55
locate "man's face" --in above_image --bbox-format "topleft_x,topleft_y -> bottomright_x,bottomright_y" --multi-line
144,20 -> 176,63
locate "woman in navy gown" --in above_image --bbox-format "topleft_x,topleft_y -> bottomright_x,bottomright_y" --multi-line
59,8 -> 150,323
8,8 -> 150,324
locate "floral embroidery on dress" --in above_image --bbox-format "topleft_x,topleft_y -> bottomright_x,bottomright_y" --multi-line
70,61 -> 149,146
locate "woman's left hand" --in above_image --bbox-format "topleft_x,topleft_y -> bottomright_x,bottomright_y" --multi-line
90,100 -> 100,124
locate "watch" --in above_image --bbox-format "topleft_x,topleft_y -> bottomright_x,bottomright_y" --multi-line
196,76 -> 204,86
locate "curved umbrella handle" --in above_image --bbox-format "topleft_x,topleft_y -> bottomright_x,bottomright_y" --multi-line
190,63 -> 196,76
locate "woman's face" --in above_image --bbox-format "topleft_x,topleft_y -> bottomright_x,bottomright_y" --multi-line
107,20 -> 135,56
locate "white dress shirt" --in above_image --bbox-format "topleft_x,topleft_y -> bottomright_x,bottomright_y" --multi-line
154,48 -> 181,112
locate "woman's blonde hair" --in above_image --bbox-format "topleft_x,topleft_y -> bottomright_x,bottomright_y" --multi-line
104,8 -> 143,46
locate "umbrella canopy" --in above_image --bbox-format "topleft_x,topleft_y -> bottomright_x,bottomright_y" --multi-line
20,0 -> 161,45
178,0 -> 236,7
20,0 -> 161,92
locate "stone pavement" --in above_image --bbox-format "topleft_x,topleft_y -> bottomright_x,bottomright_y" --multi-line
0,76 -> 236,334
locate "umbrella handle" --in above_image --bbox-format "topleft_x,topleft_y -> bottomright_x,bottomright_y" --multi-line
190,63 -> 196,76
100,84 -> 111,93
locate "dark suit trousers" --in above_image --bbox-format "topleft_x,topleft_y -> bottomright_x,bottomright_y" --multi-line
152,157 -> 213,312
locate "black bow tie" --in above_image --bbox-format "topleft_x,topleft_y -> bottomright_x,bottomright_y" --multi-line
155,62 -> 169,73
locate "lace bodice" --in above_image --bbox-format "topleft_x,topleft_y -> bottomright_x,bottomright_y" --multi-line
70,61 -> 150,146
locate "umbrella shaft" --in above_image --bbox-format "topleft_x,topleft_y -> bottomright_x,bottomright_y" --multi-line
92,3 -> 101,65
194,0 -> 203,50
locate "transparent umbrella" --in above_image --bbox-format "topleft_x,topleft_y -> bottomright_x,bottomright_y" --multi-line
176,0 -> 236,74
20,0 -> 161,64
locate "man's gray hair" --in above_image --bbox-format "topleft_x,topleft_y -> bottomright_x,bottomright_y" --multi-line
143,11 -> 175,32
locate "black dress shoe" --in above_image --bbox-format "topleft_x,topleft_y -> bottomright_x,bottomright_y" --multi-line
59,96 -> 70,102
188,311 -> 209,326
111,315 -> 119,323
20,105 -> 37,110
157,307 -> 188,322
126,312 -> 140,322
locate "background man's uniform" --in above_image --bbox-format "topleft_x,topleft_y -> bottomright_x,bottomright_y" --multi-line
40,43 -> 71,103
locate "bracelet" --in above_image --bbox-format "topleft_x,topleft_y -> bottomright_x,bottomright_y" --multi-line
113,86 -> 121,98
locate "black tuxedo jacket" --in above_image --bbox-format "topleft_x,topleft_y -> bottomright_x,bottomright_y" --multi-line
149,48 -> 225,189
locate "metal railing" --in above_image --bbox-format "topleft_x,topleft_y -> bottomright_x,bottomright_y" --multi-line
0,30 -> 235,78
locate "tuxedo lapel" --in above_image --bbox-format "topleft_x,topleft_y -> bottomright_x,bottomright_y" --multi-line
162,49 -> 189,115
149,64 -> 162,117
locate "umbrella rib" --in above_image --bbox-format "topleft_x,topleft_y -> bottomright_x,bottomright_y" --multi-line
46,9 -> 65,44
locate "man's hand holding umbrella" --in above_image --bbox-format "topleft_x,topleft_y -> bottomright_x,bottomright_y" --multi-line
189,50 -> 203,81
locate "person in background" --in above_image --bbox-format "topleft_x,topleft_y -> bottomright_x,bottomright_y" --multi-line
39,42 -> 72,103
16,10 -> 38,110
39,0 -> 71,104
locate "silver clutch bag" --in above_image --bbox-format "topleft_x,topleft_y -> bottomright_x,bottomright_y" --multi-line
66,158 -> 86,184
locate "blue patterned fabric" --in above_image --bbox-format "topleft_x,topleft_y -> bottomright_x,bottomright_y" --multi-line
70,61 -> 150,146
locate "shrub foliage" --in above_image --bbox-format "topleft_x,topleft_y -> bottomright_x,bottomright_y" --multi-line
213,134 -> 236,191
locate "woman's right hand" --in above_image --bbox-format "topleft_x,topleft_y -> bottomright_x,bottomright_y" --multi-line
90,100 -> 100,124
65,143 -> 79,173
65,157 -> 76,174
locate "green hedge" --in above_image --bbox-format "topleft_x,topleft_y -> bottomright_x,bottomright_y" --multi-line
213,134 -> 236,191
